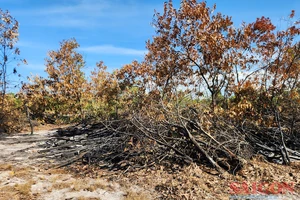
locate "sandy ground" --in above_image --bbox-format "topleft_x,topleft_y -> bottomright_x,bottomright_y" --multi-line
0,130 -> 151,200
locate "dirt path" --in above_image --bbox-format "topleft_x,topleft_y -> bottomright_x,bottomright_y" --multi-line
0,130 -> 149,200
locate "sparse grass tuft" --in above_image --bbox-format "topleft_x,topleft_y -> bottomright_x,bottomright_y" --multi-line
51,178 -> 110,192
11,167 -> 32,179
0,163 -> 13,171
14,181 -> 33,195
83,179 -> 110,192
0,164 -> 38,200
51,181 -> 71,190
124,191 -> 150,200
0,185 -> 17,200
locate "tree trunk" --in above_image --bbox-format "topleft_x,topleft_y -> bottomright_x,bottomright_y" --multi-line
25,105 -> 33,135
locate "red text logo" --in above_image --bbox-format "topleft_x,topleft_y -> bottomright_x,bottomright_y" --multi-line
229,181 -> 294,195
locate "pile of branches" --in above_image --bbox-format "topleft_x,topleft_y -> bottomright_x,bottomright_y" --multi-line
38,120 -> 156,170
38,108 -> 300,175
38,120 -> 244,174
243,121 -> 300,165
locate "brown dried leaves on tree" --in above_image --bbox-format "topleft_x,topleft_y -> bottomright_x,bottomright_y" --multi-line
22,39 -> 87,123
0,9 -> 26,133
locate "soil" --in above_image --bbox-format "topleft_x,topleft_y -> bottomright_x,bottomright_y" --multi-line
0,128 -> 299,200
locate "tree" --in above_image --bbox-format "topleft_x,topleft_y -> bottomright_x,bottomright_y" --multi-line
0,9 -> 20,100
227,12 -> 300,125
22,38 -> 87,123
20,75 -> 49,121
0,9 -> 26,132
143,0 -> 280,112
88,61 -> 120,119
45,38 -> 87,121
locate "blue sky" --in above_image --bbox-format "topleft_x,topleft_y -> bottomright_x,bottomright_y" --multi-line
1,0 -> 299,90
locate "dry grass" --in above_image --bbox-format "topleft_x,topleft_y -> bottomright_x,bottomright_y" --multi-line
124,191 -> 150,200
14,180 -> 35,197
0,185 -> 17,200
52,178 -> 110,192
49,174 -> 65,183
83,180 -> 110,192
9,167 -> 33,179
51,181 -> 71,190
0,180 -> 35,200
0,163 -> 34,179
0,163 -> 36,200
0,163 -> 13,171
0,163 -> 33,179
